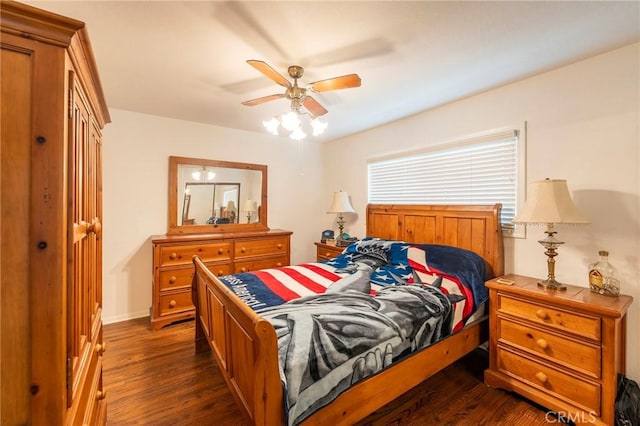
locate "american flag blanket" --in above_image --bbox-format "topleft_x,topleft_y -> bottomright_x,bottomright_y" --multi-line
217,239 -> 488,426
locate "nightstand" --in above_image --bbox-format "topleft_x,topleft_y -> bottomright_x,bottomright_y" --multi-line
484,274 -> 633,425
314,242 -> 345,262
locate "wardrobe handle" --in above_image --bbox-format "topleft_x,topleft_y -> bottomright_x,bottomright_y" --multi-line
87,217 -> 102,235
96,342 -> 107,355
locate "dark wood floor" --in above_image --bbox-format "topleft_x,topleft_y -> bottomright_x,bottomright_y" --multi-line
103,317 -> 553,425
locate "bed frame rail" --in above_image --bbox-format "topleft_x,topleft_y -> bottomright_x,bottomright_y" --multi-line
193,260 -> 284,425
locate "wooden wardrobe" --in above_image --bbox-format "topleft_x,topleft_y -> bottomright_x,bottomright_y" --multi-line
1,1 -> 111,424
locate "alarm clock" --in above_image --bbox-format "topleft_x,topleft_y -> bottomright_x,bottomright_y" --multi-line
320,229 -> 334,243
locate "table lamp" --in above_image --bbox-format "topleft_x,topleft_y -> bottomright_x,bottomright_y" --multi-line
326,190 -> 355,242
512,178 -> 589,290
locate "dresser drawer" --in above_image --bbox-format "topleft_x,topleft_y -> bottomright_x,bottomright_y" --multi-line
497,318 -> 601,378
158,263 -> 232,291
158,291 -> 194,316
159,242 -> 231,267
234,255 -> 288,273
497,346 -> 601,415
498,294 -> 601,341
234,237 -> 288,259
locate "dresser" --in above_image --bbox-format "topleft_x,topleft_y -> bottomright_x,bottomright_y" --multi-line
151,230 -> 292,329
1,2 -> 110,424
315,241 -> 345,261
484,274 -> 633,425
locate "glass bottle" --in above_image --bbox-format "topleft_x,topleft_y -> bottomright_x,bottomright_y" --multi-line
589,250 -> 620,296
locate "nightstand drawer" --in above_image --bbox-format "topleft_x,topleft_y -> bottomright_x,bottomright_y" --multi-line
497,346 -> 601,415
498,294 -> 601,341
497,318 -> 601,378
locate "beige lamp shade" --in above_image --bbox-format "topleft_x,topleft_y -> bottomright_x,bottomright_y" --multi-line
513,178 -> 589,225
327,191 -> 355,214
243,199 -> 255,212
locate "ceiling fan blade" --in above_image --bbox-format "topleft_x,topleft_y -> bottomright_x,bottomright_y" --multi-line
302,96 -> 328,117
247,60 -> 291,88
309,74 -> 361,92
241,93 -> 285,106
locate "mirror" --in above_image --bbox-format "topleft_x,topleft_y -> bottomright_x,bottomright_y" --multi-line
168,157 -> 268,234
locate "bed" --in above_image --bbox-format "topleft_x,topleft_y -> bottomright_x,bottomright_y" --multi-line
192,204 -> 504,425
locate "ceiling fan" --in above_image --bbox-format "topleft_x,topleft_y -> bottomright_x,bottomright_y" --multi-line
241,59 -> 362,117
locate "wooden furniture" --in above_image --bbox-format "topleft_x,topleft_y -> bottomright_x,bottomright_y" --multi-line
1,2 -> 110,424
484,274 -> 633,425
168,157 -> 268,234
151,230 -> 292,330
192,204 -> 504,425
315,241 -> 345,261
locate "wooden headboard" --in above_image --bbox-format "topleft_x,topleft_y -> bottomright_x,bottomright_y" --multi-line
366,204 -> 504,278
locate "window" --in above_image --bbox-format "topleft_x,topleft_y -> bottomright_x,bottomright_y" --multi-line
368,128 -> 524,236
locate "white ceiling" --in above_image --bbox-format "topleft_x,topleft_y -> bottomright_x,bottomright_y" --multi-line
26,1 -> 640,143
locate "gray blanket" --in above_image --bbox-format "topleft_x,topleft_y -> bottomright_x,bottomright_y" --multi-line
259,279 -> 458,425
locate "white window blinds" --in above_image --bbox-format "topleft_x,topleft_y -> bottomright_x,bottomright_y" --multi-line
367,129 -> 518,229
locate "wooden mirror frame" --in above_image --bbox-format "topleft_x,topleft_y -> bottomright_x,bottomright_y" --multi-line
168,156 -> 268,234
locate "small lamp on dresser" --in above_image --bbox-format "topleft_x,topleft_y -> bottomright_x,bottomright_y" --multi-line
512,178 -> 589,291
326,190 -> 355,243
243,199 -> 255,223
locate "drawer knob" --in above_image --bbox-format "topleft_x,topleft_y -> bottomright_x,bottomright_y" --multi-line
536,338 -> 548,349
240,267 -> 247,272
277,244 -> 283,249
534,371 -> 548,384
241,247 -> 246,253
218,248 -> 224,255
169,252 -> 177,260
168,300 -> 177,308
96,389 -> 107,400
95,342 -> 107,355
325,251 -> 331,257
535,309 -> 549,320
276,262 -> 282,267
169,276 -> 177,284
217,270 -> 224,276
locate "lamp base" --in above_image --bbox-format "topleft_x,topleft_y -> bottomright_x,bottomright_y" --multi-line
537,278 -> 567,291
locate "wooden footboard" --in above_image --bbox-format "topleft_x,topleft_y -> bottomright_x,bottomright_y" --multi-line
192,257 -> 284,425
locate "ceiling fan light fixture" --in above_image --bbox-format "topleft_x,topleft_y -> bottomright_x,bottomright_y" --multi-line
310,117 -> 328,136
281,111 -> 301,131
263,117 -> 280,135
192,166 -> 215,181
290,126 -> 306,141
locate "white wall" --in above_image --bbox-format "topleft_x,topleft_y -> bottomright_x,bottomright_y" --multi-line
322,43 -> 640,381
101,111 -> 324,323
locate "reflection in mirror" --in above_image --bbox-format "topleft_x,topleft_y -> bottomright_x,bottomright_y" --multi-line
168,157 -> 268,234
181,182 -> 240,225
